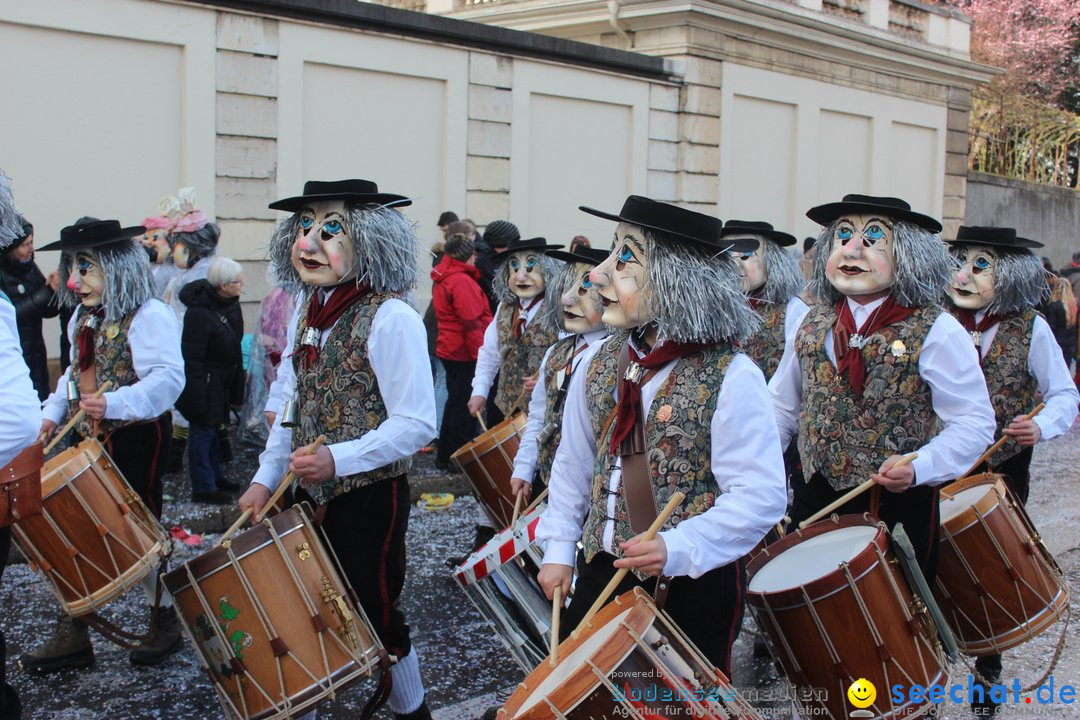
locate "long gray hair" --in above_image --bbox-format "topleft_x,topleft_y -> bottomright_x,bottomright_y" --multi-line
807,220 -> 951,307
646,232 -> 760,344
947,245 -> 1048,314
0,170 -> 21,251
492,251 -> 563,307
57,241 -> 155,325
268,203 -> 420,296
756,239 -> 806,305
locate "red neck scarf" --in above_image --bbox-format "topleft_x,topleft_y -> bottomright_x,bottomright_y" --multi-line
76,307 -> 105,372
609,338 -> 710,454
833,295 -> 915,398
513,294 -> 545,340
747,289 -> 765,311
953,308 -> 1003,343
297,283 -> 370,369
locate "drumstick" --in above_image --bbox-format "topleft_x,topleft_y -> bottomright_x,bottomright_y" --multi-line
43,381 -> 113,454
510,487 -> 525,527
958,402 -> 1045,480
549,586 -> 562,667
474,410 -> 488,433
798,451 -> 918,530
571,491 -> 685,640
523,487 -> 549,515
220,435 -> 326,547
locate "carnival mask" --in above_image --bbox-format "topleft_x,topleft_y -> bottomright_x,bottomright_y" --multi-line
66,251 -> 105,307
561,262 -> 604,334
142,228 -> 171,264
171,241 -> 192,270
291,201 -> 357,287
949,244 -> 996,310
507,251 -> 545,300
590,223 -> 653,329
729,235 -> 767,293
825,214 -> 896,298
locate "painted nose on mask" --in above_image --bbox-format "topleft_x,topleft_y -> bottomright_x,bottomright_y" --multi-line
66,275 -> 79,291
297,232 -> 318,253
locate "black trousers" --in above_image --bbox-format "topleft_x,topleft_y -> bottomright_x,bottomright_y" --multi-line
559,551 -> 744,676
789,472 -> 940,582
0,526 -> 20,720
295,476 -> 413,658
437,358 -> 479,463
102,415 -> 172,520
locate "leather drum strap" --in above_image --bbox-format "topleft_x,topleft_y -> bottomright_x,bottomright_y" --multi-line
615,346 -> 674,609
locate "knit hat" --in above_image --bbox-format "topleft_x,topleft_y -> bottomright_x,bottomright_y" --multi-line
482,220 -> 519,249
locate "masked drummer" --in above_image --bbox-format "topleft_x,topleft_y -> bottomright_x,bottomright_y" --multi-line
510,246 -> 610,503
943,225 -> 1079,715
0,169 -> 43,718
769,194 -> 996,578
239,179 -> 436,720
536,196 -> 787,674
140,208 -> 178,297
27,218 -> 184,673
466,229 -> 564,426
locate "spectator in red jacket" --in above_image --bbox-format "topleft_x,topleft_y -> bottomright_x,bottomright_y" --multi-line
432,232 -> 493,469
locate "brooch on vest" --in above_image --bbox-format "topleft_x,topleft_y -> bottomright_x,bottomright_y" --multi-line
300,326 -> 320,350
624,361 -> 646,384
969,330 -> 983,348
85,314 -> 101,331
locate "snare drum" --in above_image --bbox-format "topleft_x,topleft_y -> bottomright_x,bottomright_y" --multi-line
164,503 -> 384,720
454,506 -> 551,672
498,587 -> 765,720
452,414 -> 526,528
746,515 -> 947,720
935,473 -> 1069,656
12,439 -> 167,616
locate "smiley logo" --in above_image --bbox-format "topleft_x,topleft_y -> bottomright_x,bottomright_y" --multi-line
847,678 -> 876,709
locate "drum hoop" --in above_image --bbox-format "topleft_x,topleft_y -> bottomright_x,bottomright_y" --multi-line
502,588 -> 656,720
451,414 -> 525,461
746,515 -> 888,606
939,475 -> 1006,533
454,508 -> 544,587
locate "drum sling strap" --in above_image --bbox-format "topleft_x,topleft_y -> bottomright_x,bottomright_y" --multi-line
79,563 -> 168,649
613,345 -> 673,609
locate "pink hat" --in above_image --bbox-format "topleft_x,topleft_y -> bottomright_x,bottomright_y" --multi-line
142,215 -> 173,231
173,209 -> 208,234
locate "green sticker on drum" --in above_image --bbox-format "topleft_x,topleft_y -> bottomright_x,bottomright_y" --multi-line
194,596 -> 253,681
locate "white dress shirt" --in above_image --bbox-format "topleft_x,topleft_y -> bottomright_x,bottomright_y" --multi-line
512,328 -> 608,482
974,310 -> 1079,439
42,299 -> 184,425
784,295 -> 811,347
471,298 -> 545,399
537,339 -> 788,579
0,299 -> 42,467
769,296 -> 997,486
251,290 -> 437,492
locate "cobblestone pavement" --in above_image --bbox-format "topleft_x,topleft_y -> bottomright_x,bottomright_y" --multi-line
3,424 -> 1078,719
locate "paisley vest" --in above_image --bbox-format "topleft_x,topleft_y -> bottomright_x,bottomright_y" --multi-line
795,303 -> 940,491
582,336 -> 735,578
533,335 -> 579,487
740,300 -> 788,382
975,309 -> 1039,467
494,300 -> 557,416
291,292 -> 411,504
69,307 -> 139,439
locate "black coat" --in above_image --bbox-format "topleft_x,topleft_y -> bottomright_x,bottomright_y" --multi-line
0,254 -> 59,400
176,280 -> 245,426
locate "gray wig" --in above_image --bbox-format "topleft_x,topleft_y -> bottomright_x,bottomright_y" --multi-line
57,241 -> 155,325
756,239 -> 806,305
0,170 -> 21,251
646,232 -> 760,344
947,245 -> 1048,315
268,203 -> 420,295
808,220 -> 951,307
492,252 -> 563,307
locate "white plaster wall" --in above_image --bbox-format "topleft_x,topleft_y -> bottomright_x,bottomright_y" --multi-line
720,63 -> 947,240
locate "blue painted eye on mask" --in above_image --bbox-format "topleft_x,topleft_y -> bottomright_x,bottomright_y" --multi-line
738,252 -> 755,261
509,258 -> 521,272
525,256 -> 538,271
973,257 -> 992,273
323,220 -> 343,235
77,259 -> 93,276
618,246 -> 634,263
863,224 -> 885,245
299,216 -> 314,231
836,226 -> 854,241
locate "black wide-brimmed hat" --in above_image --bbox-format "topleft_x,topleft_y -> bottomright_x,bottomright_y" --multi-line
492,236 -> 565,264
944,225 -> 1042,250
579,195 -> 755,253
545,246 -> 610,266
269,179 -> 411,212
720,219 -> 795,248
806,194 -> 942,233
38,220 -> 145,252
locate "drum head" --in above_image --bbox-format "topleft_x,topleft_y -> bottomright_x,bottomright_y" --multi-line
748,525 -> 877,593
939,483 -> 995,524
454,506 -> 544,588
